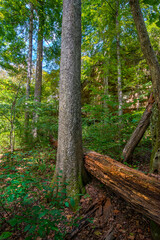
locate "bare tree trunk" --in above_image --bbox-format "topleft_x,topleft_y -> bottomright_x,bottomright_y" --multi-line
10,83 -> 21,153
122,93 -> 155,162
33,1 -> 44,139
129,0 -> 160,108
10,120 -> 14,153
129,0 -> 160,174
25,2 -> 33,142
54,0 -> 86,201
103,51 -> 109,116
150,105 -> 160,174
129,1 -> 160,237
116,1 -> 123,117
104,75 -> 109,108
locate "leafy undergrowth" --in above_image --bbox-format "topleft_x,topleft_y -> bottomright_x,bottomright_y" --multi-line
0,145 -> 153,240
0,146 -> 78,240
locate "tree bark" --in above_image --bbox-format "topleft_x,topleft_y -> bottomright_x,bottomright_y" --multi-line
129,0 -> 160,174
150,105 -> 160,174
116,1 -> 123,117
54,0 -> 86,201
33,0 -> 44,139
84,151 -> 160,225
10,83 -> 21,153
25,2 -> 33,141
103,51 -> 109,117
48,137 -> 160,224
129,0 -> 160,109
122,93 -> 155,162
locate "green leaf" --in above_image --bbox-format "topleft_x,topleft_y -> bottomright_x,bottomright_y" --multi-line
24,224 -> 31,232
143,0 -> 158,5
0,232 -> 12,240
9,218 -> 18,226
39,211 -> 47,218
65,202 -> 69,207
51,226 -> 59,231
70,198 -> 75,208
156,20 -> 160,28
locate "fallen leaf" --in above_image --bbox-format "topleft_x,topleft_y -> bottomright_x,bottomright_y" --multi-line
128,235 -> 134,240
94,231 -> 102,236
119,229 -> 126,233
114,209 -> 120,214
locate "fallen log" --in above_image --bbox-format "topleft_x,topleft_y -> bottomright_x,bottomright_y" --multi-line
122,93 -> 155,162
49,137 -> 160,225
84,151 -> 160,225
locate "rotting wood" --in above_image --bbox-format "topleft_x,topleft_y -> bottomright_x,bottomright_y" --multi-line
49,137 -> 160,225
122,93 -> 155,162
84,151 -> 160,225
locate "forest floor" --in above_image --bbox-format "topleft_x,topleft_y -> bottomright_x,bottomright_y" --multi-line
0,145 -> 154,240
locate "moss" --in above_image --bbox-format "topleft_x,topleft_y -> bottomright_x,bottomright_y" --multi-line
65,171 -> 86,210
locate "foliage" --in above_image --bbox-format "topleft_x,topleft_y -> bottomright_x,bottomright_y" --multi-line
0,147 -> 77,239
82,97 -> 151,160
0,70 -> 59,151
0,0 -> 159,238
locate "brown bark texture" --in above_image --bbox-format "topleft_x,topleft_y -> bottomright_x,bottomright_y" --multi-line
129,0 -> 160,175
50,137 -> 160,224
54,0 -> 85,198
25,2 -> 33,141
122,93 -> 155,162
129,0 -> 160,109
116,0 -> 123,117
33,0 -> 44,138
84,151 -> 160,225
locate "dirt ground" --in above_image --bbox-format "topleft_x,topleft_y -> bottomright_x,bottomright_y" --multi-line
65,150 -> 155,240
65,179 -> 152,240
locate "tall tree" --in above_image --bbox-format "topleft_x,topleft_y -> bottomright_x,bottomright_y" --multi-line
116,0 -> 123,116
33,0 -> 45,138
129,0 -> 160,174
54,0 -> 85,201
125,3 -> 160,237
25,2 -> 33,141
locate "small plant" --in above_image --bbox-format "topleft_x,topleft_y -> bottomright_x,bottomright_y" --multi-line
0,151 -> 77,240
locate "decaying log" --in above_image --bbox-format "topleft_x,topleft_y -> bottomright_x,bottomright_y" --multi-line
84,151 -> 160,225
48,136 -> 160,225
122,93 -> 155,162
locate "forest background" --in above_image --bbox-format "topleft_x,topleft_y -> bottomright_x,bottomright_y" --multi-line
0,0 -> 160,160
0,0 -> 160,239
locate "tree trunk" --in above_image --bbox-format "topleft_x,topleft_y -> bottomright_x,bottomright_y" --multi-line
122,93 -> 155,162
33,1 -> 44,139
25,2 -> 33,142
84,151 -> 160,225
103,51 -> 109,118
116,1 -> 123,117
10,120 -> 14,153
54,0 -> 86,201
10,83 -> 21,153
150,105 -> 160,174
48,138 -> 160,225
129,0 -> 160,174
129,0 -> 160,109
128,2 -> 160,234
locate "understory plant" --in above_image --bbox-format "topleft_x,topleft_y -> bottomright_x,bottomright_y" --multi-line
0,150 -> 76,240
